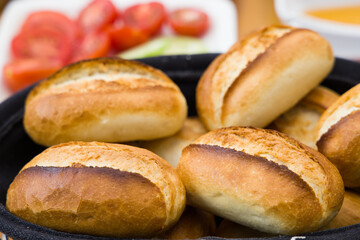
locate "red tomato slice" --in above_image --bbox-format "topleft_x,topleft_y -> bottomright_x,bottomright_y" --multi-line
108,22 -> 149,51
70,32 -> 111,63
21,11 -> 80,42
3,58 -> 63,92
77,0 -> 117,33
169,8 -> 209,37
124,2 -> 166,37
11,28 -> 72,64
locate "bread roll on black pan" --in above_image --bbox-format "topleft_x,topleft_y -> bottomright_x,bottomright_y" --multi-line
196,25 -> 334,130
177,126 -> 344,235
24,58 -> 187,146
6,142 -> 186,238
316,84 -> 360,187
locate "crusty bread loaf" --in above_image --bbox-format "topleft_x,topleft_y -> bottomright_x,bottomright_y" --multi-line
141,117 -> 207,167
269,86 -> 339,148
196,25 -> 334,130
6,142 -> 186,238
321,191 -> 360,230
24,58 -> 187,146
215,219 -> 274,238
158,206 -> 216,239
316,84 -> 360,187
177,127 -> 344,235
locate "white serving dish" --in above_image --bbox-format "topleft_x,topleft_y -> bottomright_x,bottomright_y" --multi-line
275,0 -> 360,61
0,0 -> 237,102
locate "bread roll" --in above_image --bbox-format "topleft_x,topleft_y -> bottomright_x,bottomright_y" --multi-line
321,191 -> 360,230
24,58 -> 187,146
196,25 -> 334,130
316,84 -> 360,187
141,117 -> 207,167
215,219 -> 274,238
269,86 -> 339,148
158,206 -> 216,239
177,127 -> 344,235
6,142 -> 186,238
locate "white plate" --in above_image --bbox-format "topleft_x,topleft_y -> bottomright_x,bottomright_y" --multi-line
0,0 -> 238,102
275,0 -> 360,61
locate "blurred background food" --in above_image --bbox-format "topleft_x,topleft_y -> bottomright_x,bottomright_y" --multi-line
0,0 -> 359,101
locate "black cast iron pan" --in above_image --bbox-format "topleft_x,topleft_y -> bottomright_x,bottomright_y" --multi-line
0,54 -> 360,240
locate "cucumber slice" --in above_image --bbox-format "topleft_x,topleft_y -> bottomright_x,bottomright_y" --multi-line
118,37 -> 170,59
162,36 -> 207,55
118,36 -> 208,59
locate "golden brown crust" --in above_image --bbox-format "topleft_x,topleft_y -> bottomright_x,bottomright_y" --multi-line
7,142 -> 186,237
316,84 -> 360,187
300,86 -> 339,112
158,206 -> 216,239
196,25 -> 334,130
317,110 -> 360,187
177,127 -> 344,235
321,191 -> 360,230
7,166 -> 166,237
24,58 -> 187,146
269,86 -> 339,148
141,117 -> 208,167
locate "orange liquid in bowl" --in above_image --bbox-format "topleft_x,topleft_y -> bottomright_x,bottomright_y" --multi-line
307,6 -> 360,25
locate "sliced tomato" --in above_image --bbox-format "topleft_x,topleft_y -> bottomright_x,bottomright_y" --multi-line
21,11 -> 80,42
11,28 -> 72,64
77,0 -> 117,33
124,2 -> 166,37
3,58 -> 63,92
108,22 -> 149,51
169,8 -> 209,37
70,32 -> 111,63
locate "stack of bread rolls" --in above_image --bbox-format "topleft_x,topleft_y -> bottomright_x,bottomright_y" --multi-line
8,24 -> 360,239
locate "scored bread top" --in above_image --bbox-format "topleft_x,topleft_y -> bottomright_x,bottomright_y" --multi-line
26,58 -> 178,101
193,127 -> 342,216
24,58 -> 187,146
20,141 -> 186,228
178,127 -> 344,234
196,25 -> 334,130
317,84 -> 360,141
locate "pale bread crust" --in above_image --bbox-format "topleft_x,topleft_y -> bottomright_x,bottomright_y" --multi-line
24,58 -> 187,146
196,25 -> 334,130
6,142 -> 186,237
177,127 -> 344,235
141,117 -> 207,167
158,206 -> 216,239
269,86 -> 339,149
316,84 -> 360,187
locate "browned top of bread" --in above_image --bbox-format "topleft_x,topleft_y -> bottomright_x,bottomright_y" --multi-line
7,142 -> 186,237
196,25 -> 334,130
177,127 -> 344,234
24,58 -> 187,146
26,58 -> 177,102
317,83 -> 360,141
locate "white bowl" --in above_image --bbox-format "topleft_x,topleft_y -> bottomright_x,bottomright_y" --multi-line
275,0 -> 360,60
0,0 -> 237,102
